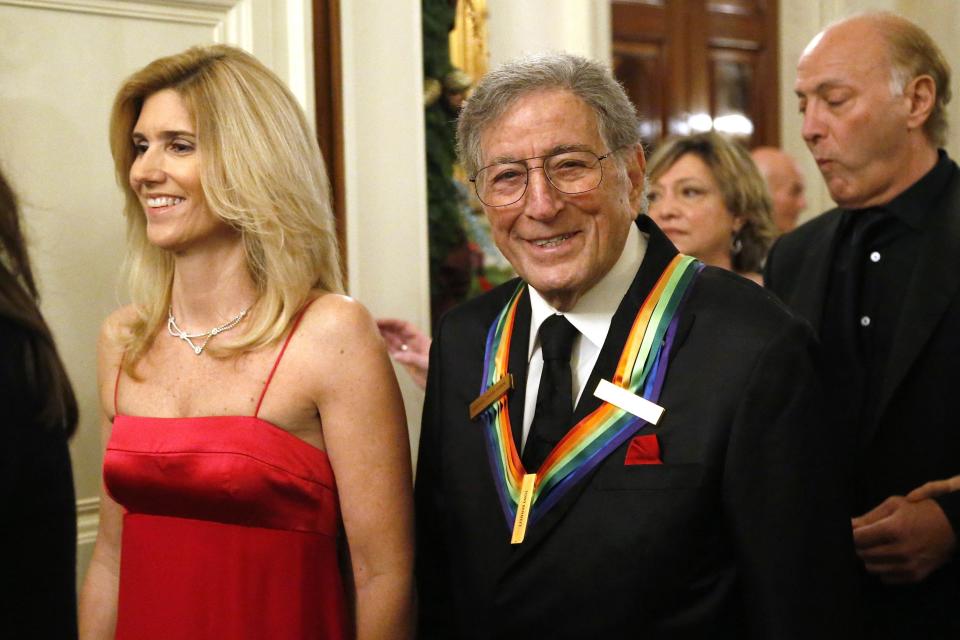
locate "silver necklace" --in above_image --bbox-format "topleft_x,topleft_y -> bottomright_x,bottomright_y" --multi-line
167,306 -> 249,355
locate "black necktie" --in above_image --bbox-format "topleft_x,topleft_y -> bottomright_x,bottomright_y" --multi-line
522,314 -> 578,470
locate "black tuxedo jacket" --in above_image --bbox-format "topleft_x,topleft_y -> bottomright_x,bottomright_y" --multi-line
416,216 -> 859,639
765,162 -> 960,637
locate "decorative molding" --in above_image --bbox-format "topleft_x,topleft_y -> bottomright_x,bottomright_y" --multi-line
0,0 -> 253,48
76,496 -> 100,546
2,0 -> 308,109
3,0 -> 226,24
216,0 -> 253,50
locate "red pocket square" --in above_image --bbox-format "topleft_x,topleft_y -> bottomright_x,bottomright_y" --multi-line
624,434 -> 662,465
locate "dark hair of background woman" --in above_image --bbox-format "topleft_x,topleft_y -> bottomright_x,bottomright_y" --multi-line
0,167 -> 79,638
0,170 -> 78,435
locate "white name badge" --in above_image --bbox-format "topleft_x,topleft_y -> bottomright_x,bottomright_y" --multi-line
593,379 -> 665,425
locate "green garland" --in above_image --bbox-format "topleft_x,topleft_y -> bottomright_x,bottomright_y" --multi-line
422,0 -> 468,310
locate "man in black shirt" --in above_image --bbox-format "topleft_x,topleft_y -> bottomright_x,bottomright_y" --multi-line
766,12 -> 959,638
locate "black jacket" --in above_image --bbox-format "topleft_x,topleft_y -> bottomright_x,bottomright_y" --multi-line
0,316 -> 78,638
417,216 -> 860,639
765,160 -> 960,638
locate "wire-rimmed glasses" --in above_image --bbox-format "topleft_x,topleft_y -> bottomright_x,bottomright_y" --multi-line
470,149 -> 616,207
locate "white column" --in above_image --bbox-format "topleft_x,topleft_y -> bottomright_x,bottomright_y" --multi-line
339,0 -> 430,459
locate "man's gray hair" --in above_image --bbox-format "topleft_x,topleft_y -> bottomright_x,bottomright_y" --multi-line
457,52 -> 641,176
882,13 -> 952,148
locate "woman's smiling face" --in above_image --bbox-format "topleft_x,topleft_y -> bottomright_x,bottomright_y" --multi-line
129,89 -> 235,253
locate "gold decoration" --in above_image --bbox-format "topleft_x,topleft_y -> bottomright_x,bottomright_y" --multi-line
424,77 -> 443,107
444,68 -> 473,94
449,0 -> 488,83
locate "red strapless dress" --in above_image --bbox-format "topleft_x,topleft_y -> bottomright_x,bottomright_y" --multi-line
103,307 -> 347,639
104,415 -> 347,639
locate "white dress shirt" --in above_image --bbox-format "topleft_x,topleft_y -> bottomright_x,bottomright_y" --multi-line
522,223 -> 648,449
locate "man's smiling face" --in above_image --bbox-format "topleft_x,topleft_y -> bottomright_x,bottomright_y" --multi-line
478,89 -> 645,311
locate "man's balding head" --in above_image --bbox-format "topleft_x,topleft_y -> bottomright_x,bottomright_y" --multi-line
795,13 -> 946,208
751,147 -> 806,233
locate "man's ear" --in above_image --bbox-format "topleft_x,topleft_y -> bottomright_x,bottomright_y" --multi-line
625,144 -> 647,211
905,74 -> 936,132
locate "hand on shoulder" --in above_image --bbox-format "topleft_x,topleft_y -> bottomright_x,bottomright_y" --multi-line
376,318 -> 430,390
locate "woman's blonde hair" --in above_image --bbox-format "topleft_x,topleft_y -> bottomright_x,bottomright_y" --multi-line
109,45 -> 343,374
648,132 -> 776,274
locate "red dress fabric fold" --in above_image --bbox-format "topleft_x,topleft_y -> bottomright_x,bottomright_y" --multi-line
104,415 -> 347,639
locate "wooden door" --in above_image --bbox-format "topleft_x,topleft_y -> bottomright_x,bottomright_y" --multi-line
313,0 -> 346,272
611,0 -> 779,150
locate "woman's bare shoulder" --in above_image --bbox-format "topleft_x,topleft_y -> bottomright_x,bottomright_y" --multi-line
299,292 -> 379,343
291,292 -> 388,380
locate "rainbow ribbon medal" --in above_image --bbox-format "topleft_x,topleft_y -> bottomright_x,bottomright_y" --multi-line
476,254 -> 702,543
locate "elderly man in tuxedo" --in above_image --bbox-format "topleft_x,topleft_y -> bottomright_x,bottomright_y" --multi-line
766,12 -> 959,638
415,52 -> 858,639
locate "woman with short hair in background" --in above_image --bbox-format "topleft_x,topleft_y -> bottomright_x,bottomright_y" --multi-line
79,45 -> 414,640
0,168 -> 79,638
647,131 -> 776,284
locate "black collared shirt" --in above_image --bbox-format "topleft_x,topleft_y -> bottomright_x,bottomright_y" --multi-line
820,150 -> 956,436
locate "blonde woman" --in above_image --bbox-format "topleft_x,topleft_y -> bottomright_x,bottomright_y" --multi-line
79,46 -> 414,640
647,132 -> 776,284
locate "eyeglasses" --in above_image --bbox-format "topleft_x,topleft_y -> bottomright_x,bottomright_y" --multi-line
470,149 -> 616,207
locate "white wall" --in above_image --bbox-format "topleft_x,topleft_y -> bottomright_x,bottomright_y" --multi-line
339,0 -> 429,460
487,0 -> 611,67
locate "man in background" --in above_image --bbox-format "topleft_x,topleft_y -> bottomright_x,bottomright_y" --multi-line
751,146 -> 807,233
766,12 -> 959,638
